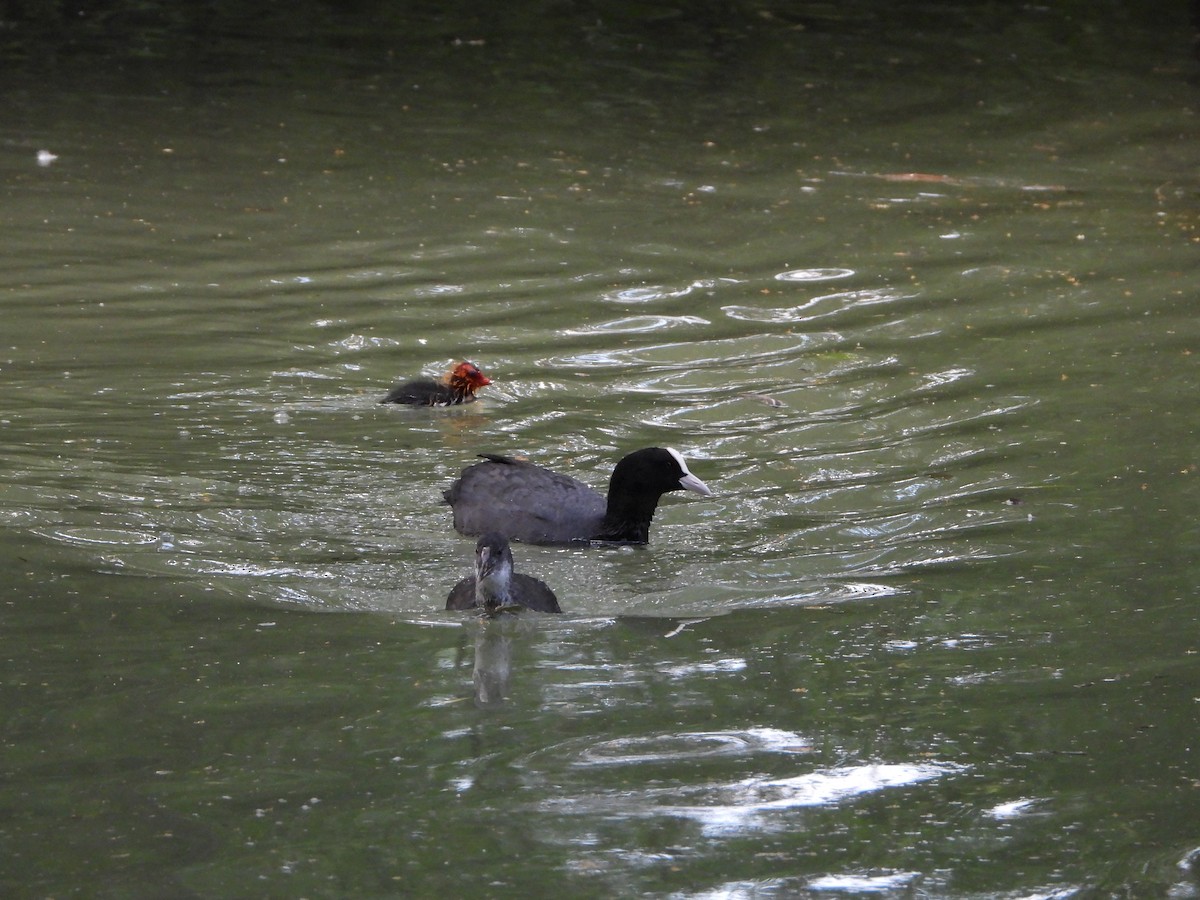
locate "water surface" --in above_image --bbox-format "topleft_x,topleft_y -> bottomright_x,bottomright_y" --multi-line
2,3 -> 1199,897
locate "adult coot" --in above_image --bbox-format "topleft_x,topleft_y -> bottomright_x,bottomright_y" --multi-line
379,360 -> 491,406
443,447 -> 711,545
446,532 -> 562,613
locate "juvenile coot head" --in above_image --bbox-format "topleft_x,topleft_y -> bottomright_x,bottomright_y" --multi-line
473,532 -> 514,610
447,361 -> 491,392
446,532 -> 562,613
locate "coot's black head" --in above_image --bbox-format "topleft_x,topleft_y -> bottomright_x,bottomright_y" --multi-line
608,447 -> 712,499
594,447 -> 711,543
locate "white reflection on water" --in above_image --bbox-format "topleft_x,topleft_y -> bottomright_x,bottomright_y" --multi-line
805,870 -> 921,893
655,657 -> 748,678
542,332 -> 822,370
722,288 -> 910,324
542,761 -> 965,838
601,277 -> 742,304
684,763 -> 964,836
576,728 -> 812,767
986,797 -> 1044,819
563,315 -> 711,335
32,525 -> 162,547
774,267 -> 856,282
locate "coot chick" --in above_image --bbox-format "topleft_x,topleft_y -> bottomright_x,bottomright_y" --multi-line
443,447 -> 711,545
446,532 -> 561,613
379,360 -> 491,406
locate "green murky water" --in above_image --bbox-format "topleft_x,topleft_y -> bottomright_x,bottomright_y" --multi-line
2,3 -> 1198,896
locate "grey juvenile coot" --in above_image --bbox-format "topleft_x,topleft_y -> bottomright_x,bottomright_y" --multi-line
379,360 -> 491,406
443,447 -> 712,545
446,532 -> 561,613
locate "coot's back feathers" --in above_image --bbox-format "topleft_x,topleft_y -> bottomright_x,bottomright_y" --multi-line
446,454 -> 606,544
446,532 -> 561,613
444,571 -> 560,613
380,380 -> 459,406
443,447 -> 711,545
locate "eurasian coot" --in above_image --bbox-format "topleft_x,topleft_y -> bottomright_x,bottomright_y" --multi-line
379,360 -> 491,406
446,532 -> 561,613
443,447 -> 712,545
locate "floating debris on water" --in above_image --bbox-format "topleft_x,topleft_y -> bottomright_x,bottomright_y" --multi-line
739,392 -> 786,408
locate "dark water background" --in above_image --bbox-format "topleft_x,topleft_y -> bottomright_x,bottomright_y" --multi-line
2,2 -> 1199,896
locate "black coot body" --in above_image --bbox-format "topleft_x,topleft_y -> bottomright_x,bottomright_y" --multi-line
443,447 -> 711,545
446,532 -> 561,613
380,361 -> 491,406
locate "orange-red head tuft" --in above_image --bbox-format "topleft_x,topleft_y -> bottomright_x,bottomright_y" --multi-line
448,361 -> 492,389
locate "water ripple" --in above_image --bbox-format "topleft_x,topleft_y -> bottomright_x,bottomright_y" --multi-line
601,277 -> 742,304
542,332 -> 823,370
807,871 -> 922,892
774,267 -> 856,282
537,761 -> 966,837
574,728 -> 813,767
562,315 -> 711,335
723,287 -> 910,323
31,525 -> 162,547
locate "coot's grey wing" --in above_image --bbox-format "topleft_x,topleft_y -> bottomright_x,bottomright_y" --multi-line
512,574 -> 562,613
445,456 -> 606,543
445,575 -> 476,610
